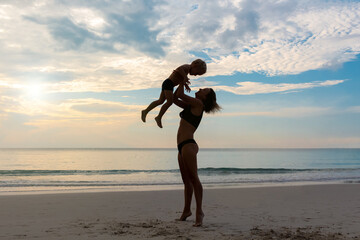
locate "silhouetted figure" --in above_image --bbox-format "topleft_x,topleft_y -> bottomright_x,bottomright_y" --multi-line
141,59 -> 207,128
173,82 -> 220,227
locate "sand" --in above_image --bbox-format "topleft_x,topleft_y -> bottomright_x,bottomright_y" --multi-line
0,184 -> 359,239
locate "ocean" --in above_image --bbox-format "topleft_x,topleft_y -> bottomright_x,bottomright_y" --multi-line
1,148 -> 360,194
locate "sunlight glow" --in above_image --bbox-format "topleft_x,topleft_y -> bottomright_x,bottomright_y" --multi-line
25,84 -> 44,99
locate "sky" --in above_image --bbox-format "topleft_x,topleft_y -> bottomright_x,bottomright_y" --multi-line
0,0 -> 360,148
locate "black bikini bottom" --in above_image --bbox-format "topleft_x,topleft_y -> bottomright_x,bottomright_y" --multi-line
177,139 -> 197,155
161,79 -> 174,91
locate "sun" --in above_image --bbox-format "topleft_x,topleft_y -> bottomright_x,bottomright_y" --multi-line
25,84 -> 44,99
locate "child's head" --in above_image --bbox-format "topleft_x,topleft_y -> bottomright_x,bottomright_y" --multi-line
190,59 -> 207,76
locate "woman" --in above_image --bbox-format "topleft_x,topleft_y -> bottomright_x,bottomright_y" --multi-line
173,82 -> 220,227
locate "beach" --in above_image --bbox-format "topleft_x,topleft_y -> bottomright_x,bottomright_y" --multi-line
0,184 -> 359,239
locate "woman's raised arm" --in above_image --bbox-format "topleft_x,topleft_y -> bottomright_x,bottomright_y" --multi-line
176,83 -> 202,108
173,84 -> 187,109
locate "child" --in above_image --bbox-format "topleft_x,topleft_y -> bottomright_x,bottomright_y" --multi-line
141,59 -> 207,128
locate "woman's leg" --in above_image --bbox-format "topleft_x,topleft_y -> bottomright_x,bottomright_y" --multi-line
155,90 -> 173,128
181,143 -> 204,227
141,91 -> 165,122
177,152 -> 193,220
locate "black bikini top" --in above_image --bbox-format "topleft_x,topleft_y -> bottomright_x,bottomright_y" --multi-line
180,105 -> 203,129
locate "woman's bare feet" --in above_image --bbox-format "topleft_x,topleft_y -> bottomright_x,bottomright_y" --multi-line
193,211 -> 204,227
177,211 -> 192,221
141,110 -> 147,122
154,116 -> 163,128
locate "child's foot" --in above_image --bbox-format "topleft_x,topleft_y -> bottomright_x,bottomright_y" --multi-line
176,211 -> 192,221
141,110 -> 147,122
155,116 -> 163,128
193,211 -> 204,227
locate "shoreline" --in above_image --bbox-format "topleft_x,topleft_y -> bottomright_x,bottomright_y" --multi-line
0,180 -> 357,196
1,183 -> 359,239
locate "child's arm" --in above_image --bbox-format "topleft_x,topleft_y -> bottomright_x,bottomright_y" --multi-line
176,65 -> 192,92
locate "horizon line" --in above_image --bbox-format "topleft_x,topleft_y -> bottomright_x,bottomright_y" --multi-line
0,147 -> 359,150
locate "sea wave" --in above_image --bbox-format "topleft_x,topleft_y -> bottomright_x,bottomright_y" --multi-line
1,167 -> 360,176
2,177 -> 360,188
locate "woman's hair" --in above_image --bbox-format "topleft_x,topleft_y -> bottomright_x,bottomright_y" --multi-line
203,88 -> 221,113
191,59 -> 207,75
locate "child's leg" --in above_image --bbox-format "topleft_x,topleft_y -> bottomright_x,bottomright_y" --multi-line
155,90 -> 173,128
141,91 -> 165,122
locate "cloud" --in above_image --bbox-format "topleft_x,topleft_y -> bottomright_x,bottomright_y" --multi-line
0,0 -> 359,94
35,17 -> 97,51
0,92 -> 142,120
0,112 -> 35,130
69,99 -> 138,114
211,104 -> 360,119
213,79 -> 345,95
155,0 -> 360,76
346,106 -> 360,113
187,0 -> 261,50
218,107 -> 334,118
21,0 -> 167,56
